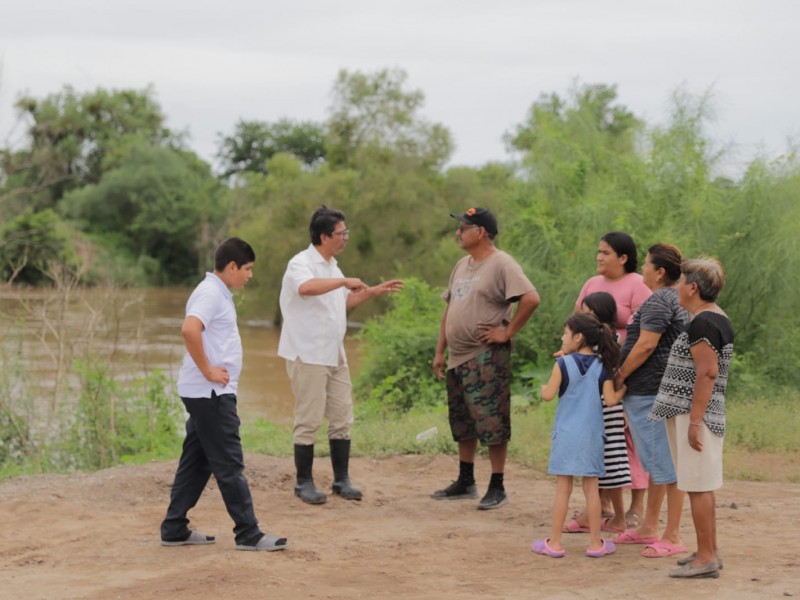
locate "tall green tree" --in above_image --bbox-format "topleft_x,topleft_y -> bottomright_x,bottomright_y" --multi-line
325,68 -> 453,169
716,154 -> 800,385
216,118 -> 326,180
502,82 -> 800,387
501,83 -> 645,358
60,139 -> 225,284
225,69 -> 467,320
1,86 -> 170,215
227,154 -> 495,323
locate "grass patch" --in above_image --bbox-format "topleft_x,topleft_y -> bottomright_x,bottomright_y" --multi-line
236,390 -> 800,484
723,448 -> 800,483
726,393 -> 800,452
241,418 -> 294,457
352,406 -> 456,456
6,386 -> 797,485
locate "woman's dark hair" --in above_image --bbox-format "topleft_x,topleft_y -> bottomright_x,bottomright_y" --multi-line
647,243 -> 683,284
564,312 -> 620,373
214,237 -> 256,271
601,231 -> 638,273
581,292 -> 617,328
310,205 -> 346,245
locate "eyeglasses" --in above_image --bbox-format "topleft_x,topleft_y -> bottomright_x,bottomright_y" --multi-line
457,224 -> 480,233
331,229 -> 350,238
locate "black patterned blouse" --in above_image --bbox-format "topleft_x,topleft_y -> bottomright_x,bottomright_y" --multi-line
648,311 -> 734,437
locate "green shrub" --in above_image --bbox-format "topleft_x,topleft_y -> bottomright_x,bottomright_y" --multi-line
118,368 -> 185,462
353,276 -> 556,414
0,403 -> 30,467
66,359 -> 182,470
0,344 -> 33,468
354,277 -> 446,413
0,209 -> 79,284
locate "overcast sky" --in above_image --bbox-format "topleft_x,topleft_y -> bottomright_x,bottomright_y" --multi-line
1,0 -> 797,176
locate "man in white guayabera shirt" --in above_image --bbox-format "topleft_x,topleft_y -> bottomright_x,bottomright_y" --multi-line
279,206 -> 403,505
161,238 -> 287,552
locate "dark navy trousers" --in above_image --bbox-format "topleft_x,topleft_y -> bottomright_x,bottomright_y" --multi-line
161,392 -> 262,545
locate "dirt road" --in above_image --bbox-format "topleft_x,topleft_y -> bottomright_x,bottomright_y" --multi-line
1,454 -> 798,599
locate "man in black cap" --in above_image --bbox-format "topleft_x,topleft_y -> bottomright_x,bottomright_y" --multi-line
432,207 -> 540,509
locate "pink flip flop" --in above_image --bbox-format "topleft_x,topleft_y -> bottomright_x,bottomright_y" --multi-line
642,540 -> 687,558
613,529 -> 660,545
601,518 -> 625,534
586,539 -> 616,558
562,519 -> 590,533
531,538 -> 566,558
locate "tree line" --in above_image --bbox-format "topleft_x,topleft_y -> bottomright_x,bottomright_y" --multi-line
1,69 -> 798,389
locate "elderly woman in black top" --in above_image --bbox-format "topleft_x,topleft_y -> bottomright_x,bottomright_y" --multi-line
650,258 -> 734,579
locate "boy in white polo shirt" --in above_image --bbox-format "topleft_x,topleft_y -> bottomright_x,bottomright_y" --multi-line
160,237 -> 287,552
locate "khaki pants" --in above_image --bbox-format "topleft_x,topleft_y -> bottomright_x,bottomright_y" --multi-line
287,357 -> 354,445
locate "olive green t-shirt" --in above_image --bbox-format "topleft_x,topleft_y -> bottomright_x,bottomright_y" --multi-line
443,250 -> 536,369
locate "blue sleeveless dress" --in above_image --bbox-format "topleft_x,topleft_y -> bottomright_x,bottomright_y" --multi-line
547,354 -> 607,477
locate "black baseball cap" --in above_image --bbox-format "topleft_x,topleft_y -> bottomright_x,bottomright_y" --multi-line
450,207 -> 498,236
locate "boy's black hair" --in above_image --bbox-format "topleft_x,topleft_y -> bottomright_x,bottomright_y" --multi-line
214,237 -> 256,271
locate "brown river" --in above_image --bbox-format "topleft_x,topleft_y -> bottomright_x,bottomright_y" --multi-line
0,286 -> 362,426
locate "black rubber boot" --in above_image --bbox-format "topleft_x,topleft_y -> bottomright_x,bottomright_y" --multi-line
329,439 -> 362,500
294,444 -> 327,504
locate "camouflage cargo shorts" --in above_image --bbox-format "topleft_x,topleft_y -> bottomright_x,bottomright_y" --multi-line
446,343 -> 511,445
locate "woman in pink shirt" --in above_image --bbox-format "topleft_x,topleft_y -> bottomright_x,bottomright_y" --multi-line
566,232 -> 651,533
577,232 -> 653,342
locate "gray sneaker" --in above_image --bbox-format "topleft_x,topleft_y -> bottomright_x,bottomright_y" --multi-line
161,530 -> 216,546
668,561 -> 720,579
236,533 -> 288,552
477,488 -> 507,510
431,479 -> 478,500
676,552 -> 724,569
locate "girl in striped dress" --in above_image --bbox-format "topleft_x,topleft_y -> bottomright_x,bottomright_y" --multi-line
562,292 -> 630,534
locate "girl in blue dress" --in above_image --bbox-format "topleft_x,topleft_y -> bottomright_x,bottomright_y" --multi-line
532,313 -> 624,558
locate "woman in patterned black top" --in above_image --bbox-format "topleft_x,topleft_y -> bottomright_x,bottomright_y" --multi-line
650,258 -> 734,579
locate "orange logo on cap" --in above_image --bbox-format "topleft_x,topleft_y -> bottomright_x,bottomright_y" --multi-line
466,208 -> 476,216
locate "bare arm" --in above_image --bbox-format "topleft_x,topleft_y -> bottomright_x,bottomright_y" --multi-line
687,341 -> 719,452
181,316 -> 229,386
346,279 -> 404,311
615,329 -> 662,387
540,361 -> 562,402
602,380 -> 626,407
478,289 -> 541,344
432,304 -> 449,381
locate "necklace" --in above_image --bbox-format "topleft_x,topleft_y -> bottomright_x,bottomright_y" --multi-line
467,257 -> 484,271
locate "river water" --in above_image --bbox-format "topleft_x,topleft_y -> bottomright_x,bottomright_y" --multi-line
0,286 -> 362,426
